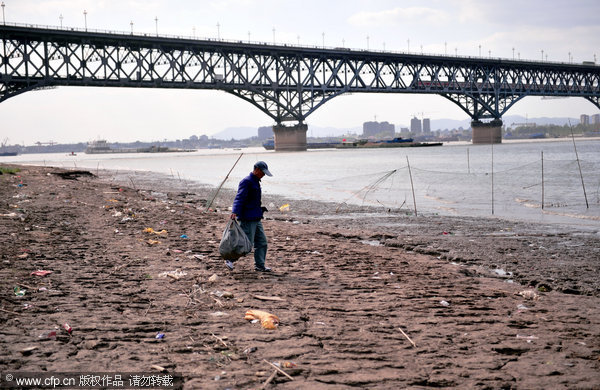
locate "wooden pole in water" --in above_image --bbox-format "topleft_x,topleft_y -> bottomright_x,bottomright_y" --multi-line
568,121 -> 589,209
205,153 -> 244,212
467,148 -> 470,174
406,156 -> 418,216
491,141 -> 494,215
541,151 -> 544,210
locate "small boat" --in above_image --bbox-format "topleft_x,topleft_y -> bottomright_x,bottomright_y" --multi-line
262,139 -> 275,150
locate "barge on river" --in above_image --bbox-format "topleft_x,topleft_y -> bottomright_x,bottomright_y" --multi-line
85,140 -> 195,154
262,137 -> 442,150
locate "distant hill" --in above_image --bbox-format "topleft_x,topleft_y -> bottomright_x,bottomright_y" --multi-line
306,125 -> 363,137
210,116 -> 580,140
502,115 -> 578,127
210,126 -> 258,140
429,118 -> 471,130
429,116 -> 579,131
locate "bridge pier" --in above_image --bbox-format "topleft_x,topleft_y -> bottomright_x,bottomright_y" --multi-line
272,123 -> 308,151
471,119 -> 502,144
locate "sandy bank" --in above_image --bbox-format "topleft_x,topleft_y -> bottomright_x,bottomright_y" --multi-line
1,164 -> 599,389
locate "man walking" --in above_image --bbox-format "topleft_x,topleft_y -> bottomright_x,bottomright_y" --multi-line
228,161 -> 273,272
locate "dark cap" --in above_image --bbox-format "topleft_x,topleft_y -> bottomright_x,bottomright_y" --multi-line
254,161 -> 272,176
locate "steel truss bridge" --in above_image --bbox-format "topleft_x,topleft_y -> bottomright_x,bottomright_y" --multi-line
1,24 -> 599,130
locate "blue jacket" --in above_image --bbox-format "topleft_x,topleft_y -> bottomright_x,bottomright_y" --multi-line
232,173 -> 263,221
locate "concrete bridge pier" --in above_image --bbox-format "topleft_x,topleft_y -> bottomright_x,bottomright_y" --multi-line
272,123 -> 308,151
471,119 -> 502,144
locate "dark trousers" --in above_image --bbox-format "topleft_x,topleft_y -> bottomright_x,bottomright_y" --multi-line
239,220 -> 267,268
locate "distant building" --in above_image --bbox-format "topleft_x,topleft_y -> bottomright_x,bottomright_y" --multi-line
399,127 -> 410,134
362,121 -> 378,137
580,114 -> 590,125
423,118 -> 431,133
362,121 -> 395,137
257,126 -> 274,140
591,114 -> 600,124
410,117 -> 422,133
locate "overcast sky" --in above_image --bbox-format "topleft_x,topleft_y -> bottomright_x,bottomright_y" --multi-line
1,0 -> 599,145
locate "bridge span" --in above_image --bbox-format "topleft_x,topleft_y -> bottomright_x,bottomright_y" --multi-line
1,24 -> 599,150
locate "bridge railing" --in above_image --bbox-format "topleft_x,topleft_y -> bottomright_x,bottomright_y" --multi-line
1,21 -> 595,67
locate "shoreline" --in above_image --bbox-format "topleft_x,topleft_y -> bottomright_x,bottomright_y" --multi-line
1,164 -> 599,388
99,166 -> 600,297
8,139 -> 599,232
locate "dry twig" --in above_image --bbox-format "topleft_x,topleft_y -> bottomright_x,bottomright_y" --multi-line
211,333 -> 228,348
143,301 -> 153,316
399,327 -> 416,348
253,294 -> 285,301
0,308 -> 20,315
262,359 -> 294,381
260,370 -> 278,389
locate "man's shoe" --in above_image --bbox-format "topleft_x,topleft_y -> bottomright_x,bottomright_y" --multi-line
255,266 -> 272,272
225,260 -> 234,271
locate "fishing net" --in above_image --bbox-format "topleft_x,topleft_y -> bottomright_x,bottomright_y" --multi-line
321,155 -> 599,221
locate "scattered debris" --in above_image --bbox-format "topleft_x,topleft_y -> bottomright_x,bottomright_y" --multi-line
13,286 -> 26,296
245,310 -> 280,330
208,274 -> 219,283
252,294 -> 284,302
518,290 -> 540,300
493,268 -> 513,277
440,300 -> 450,306
62,323 -> 73,334
39,330 -> 57,339
158,269 -> 187,280
20,346 -> 38,355
516,334 -> 539,342
213,291 -> 234,299
360,240 -> 381,246
262,359 -> 294,381
30,270 -> 53,276
144,227 -> 168,236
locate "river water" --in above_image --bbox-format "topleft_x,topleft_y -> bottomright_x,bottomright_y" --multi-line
4,138 -> 599,229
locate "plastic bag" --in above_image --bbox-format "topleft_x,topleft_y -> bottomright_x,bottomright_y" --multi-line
219,219 -> 252,260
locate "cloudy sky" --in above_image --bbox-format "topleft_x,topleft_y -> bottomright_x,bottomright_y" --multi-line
1,0 -> 599,145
